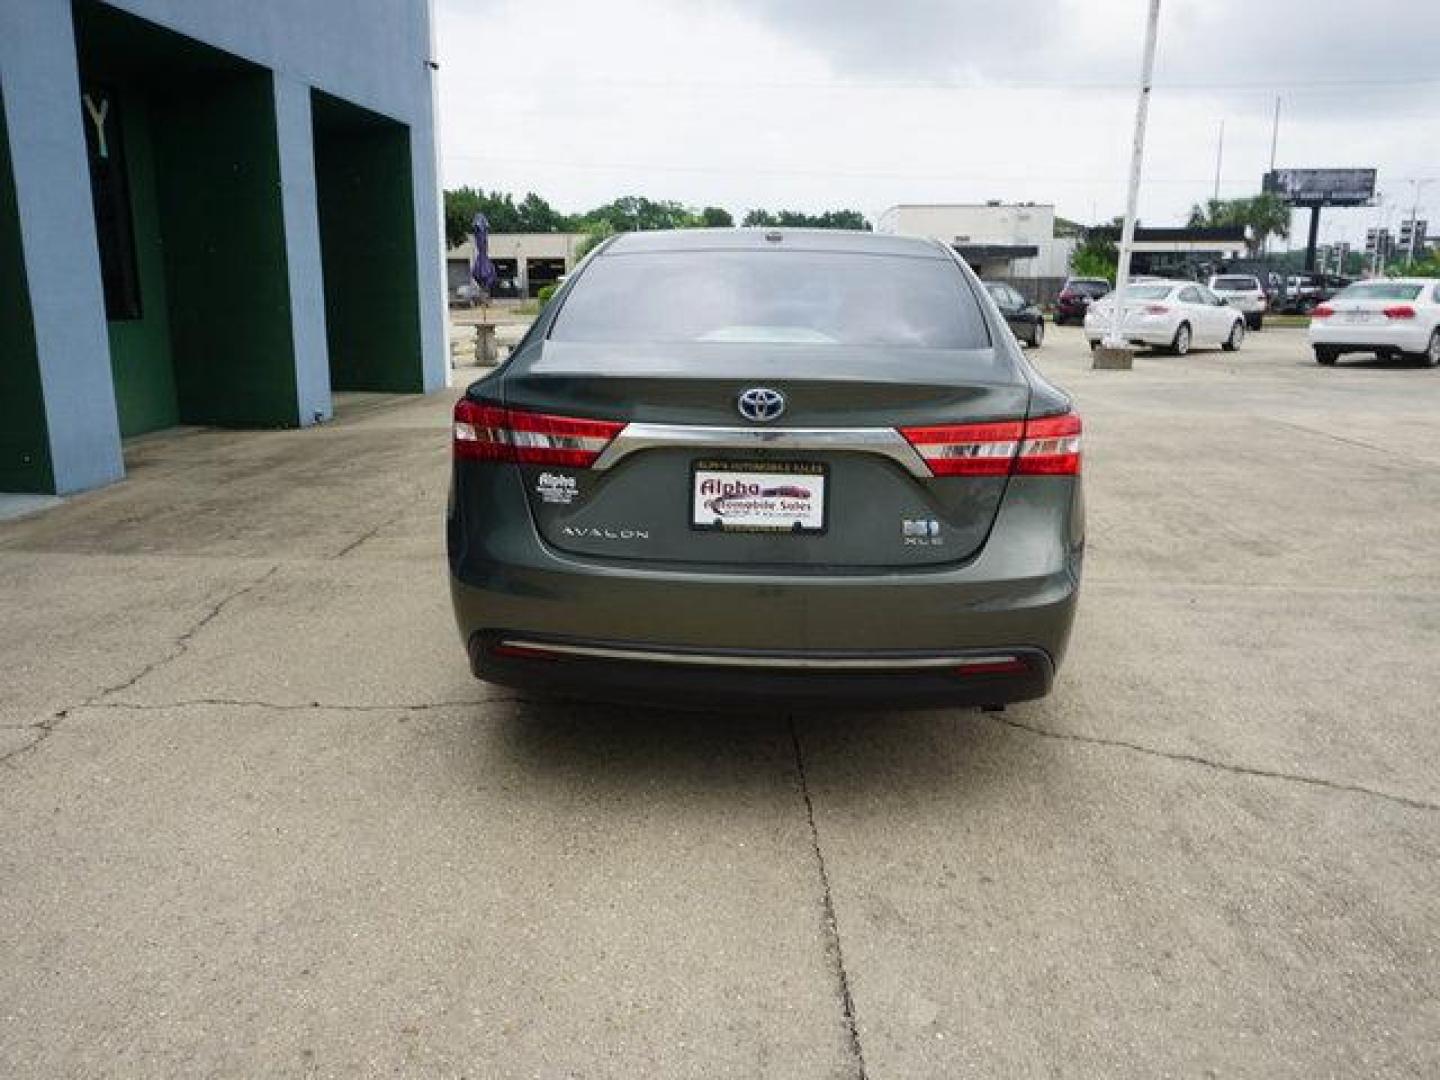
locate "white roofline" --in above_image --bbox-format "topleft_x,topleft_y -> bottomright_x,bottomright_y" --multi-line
881,203 -> 1056,211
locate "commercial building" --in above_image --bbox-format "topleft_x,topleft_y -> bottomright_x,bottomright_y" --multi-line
1,0 -> 447,496
876,203 -> 1077,281
1087,225 -> 1249,279
447,233 -> 587,300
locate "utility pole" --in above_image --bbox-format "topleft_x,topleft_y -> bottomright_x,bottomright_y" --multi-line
1213,119 -> 1224,202
1100,0 -> 1162,365
1268,97 -> 1280,172
1408,178 -> 1432,264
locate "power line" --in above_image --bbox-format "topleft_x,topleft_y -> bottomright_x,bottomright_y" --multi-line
493,73 -> 1440,95
442,151 -> 1231,185
444,152 -> 1440,189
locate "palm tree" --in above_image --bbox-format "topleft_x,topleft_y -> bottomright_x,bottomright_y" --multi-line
1188,194 -> 1291,256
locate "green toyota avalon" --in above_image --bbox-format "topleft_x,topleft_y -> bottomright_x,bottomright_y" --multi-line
448,228 -> 1083,709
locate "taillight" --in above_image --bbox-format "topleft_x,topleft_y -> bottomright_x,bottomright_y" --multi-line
453,399 -> 623,467
900,411 -> 1081,477
899,421 -> 1023,476
1383,305 -> 1416,320
1016,412 -> 1082,475
1311,304 -> 1334,319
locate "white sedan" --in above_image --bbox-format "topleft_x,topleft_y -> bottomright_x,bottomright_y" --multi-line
1207,273 -> 1268,329
1084,280 -> 1246,355
1308,279 -> 1440,367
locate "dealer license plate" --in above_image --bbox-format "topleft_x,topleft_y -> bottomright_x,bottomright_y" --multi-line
691,460 -> 827,533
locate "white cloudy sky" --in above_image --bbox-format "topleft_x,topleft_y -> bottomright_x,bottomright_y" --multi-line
434,0 -> 1438,246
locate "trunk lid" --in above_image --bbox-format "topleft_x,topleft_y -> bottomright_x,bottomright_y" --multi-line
500,341 -> 1031,570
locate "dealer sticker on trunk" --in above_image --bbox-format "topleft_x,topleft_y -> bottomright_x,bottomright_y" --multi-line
691,460 -> 827,533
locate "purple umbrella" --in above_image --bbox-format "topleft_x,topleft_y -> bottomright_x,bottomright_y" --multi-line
470,212 -> 498,291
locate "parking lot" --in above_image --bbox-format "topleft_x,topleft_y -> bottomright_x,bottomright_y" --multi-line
2,323 -> 1438,1077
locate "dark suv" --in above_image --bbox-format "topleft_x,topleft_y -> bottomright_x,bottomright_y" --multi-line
1054,278 -> 1111,324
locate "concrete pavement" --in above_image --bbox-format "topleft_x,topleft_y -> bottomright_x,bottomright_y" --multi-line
2,328 -> 1438,1077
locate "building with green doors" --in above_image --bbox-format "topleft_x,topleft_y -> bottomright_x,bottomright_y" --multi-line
0,0 -> 447,496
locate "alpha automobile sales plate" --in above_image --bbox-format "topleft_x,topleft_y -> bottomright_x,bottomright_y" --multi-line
691,460 -> 827,534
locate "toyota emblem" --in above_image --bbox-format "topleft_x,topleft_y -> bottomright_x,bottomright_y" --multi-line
736,387 -> 786,423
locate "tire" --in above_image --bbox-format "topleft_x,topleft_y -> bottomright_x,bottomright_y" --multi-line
1222,319 -> 1244,352
1408,329 -> 1440,368
1315,346 -> 1338,366
1247,313 -> 1263,330
1030,321 -> 1045,348
1169,322 -> 1192,356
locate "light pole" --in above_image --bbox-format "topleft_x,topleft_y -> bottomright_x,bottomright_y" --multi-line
1408,178 -> 1432,265
1212,118 -> 1224,203
1099,0 -> 1163,364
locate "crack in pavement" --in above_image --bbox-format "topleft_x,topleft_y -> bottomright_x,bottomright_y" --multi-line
987,713 -> 1440,813
328,505 -> 413,560
81,696 -> 520,713
0,715 -> 59,768
789,715 -> 868,1080
88,564 -> 283,705
1,566 -> 280,772
1,693 -> 537,772
1269,418 -> 1440,469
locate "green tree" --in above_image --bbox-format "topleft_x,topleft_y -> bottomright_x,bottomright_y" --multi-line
741,208 -> 870,230
573,221 -> 616,261
514,191 -> 574,233
443,187 -> 523,247
699,206 -> 734,227
443,187 -> 578,247
1400,248 -> 1440,277
1187,193 -> 1291,256
581,196 -> 697,233
1069,218 -> 1121,281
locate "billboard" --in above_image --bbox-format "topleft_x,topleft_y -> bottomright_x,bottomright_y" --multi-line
1264,168 -> 1376,207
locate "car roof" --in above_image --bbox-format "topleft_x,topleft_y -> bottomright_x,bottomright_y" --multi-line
602,228 -> 947,259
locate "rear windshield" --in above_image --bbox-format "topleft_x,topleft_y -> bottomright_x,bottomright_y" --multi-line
1117,285 -> 1173,300
551,251 -> 989,348
1336,283 -> 1423,301
1212,276 -> 1259,290
1068,280 -> 1109,295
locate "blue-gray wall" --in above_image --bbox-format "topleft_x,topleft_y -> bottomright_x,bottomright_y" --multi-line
0,0 -> 447,494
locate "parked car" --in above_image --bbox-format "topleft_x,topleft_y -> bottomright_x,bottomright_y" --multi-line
450,282 -> 482,308
1083,280 -> 1247,355
1054,277 -> 1110,324
1280,273 -> 1353,314
983,281 -> 1045,347
1207,273 -> 1268,329
1308,279 -> 1440,366
448,229 -> 1083,710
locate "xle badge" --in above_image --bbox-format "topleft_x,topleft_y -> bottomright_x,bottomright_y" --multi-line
902,519 -> 944,546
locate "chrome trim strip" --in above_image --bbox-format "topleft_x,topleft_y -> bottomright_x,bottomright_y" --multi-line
500,639 -> 1017,671
590,423 -> 933,478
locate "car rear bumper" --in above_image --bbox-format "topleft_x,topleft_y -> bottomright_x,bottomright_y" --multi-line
1083,324 -> 1175,346
1309,324 -> 1431,352
448,471 -> 1082,708
466,633 -> 1055,709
